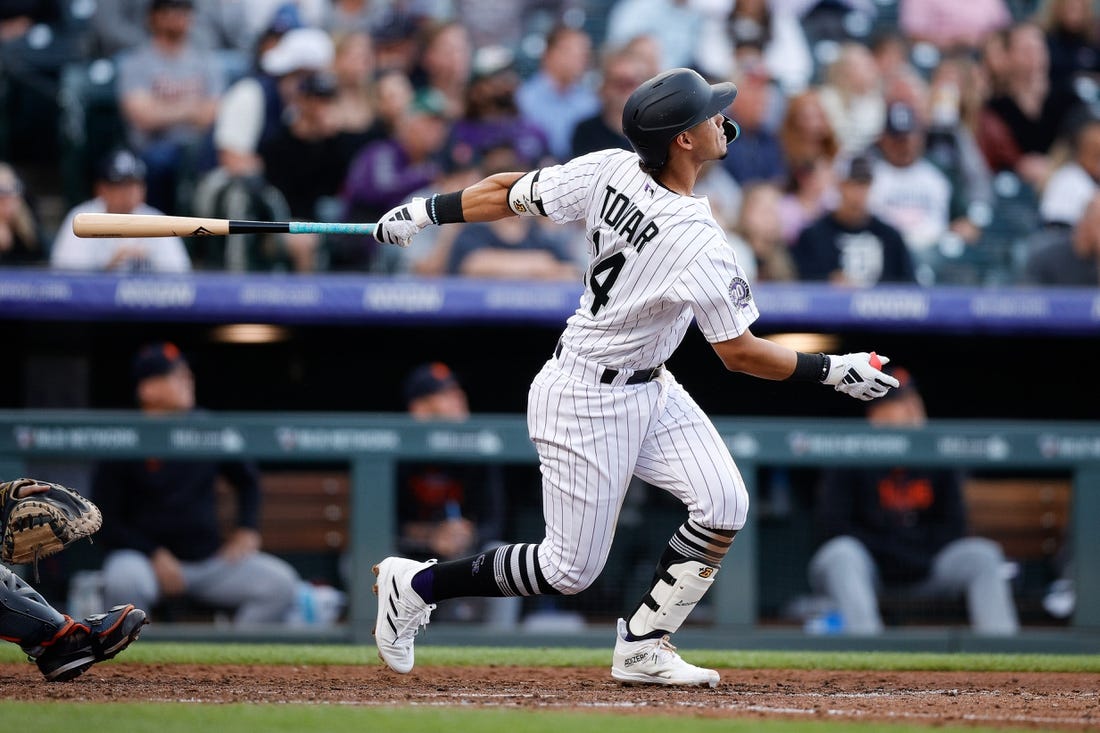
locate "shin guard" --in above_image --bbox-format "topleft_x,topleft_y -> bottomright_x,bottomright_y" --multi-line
626,519 -> 737,638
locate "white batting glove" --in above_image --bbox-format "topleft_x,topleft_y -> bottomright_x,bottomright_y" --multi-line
373,197 -> 432,247
823,352 -> 900,401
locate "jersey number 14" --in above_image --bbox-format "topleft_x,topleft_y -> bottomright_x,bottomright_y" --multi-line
588,251 -> 626,315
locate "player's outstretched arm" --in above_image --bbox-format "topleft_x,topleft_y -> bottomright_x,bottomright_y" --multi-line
373,172 -> 525,247
712,331 -> 900,401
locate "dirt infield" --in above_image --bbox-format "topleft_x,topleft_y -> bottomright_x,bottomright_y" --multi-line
2,663 -> 1097,729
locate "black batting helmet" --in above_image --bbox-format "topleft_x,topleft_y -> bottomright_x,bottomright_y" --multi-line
622,68 -> 740,170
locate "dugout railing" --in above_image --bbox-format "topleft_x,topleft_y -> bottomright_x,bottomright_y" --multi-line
1,410 -> 1097,647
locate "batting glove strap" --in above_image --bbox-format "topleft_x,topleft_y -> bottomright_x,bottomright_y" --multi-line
373,197 -> 433,247
822,352 -> 900,401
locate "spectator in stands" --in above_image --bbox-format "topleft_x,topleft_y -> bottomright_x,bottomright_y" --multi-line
818,43 -> 885,157
0,162 -> 44,266
260,70 -> 365,271
410,21 -> 472,120
1039,117 -> 1100,227
776,90 -> 841,243
720,60 -> 786,186
1024,192 -> 1100,286
807,364 -> 1019,636
333,89 -> 451,270
398,362 -> 519,629
451,47 -> 551,169
779,90 -> 840,174
899,0 -> 1012,52
91,0 -> 155,57
446,146 -> 580,280
869,31 -> 911,83
605,0 -> 705,73
371,11 -> 421,75
189,27 -> 333,272
728,0 -> 813,95
977,22 -> 1085,188
116,0 -> 224,215
1036,0 -> 1100,95
726,182 -> 797,283
213,25 -> 334,170
619,33 -> 661,80
51,148 -> 192,272
93,0 -> 296,57
321,0 -> 387,36
94,342 -> 301,626
778,156 -> 837,246
367,68 -> 416,140
924,54 -> 996,229
796,0 -> 878,49
329,30 -> 378,137
516,24 -> 599,162
570,46 -> 647,158
793,153 -> 916,287
868,102 -> 967,263
452,0 -> 576,52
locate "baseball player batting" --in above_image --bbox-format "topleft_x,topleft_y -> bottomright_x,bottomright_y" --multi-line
370,68 -> 899,687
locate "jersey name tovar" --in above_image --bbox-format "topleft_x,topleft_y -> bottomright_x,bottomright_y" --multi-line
598,185 -> 659,253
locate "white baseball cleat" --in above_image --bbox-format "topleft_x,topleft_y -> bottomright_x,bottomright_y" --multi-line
611,618 -> 719,687
372,557 -> 437,673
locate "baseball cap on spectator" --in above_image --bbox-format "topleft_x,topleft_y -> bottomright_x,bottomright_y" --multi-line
97,148 -> 146,183
471,45 -> 515,81
372,14 -> 418,45
835,152 -> 874,183
261,28 -> 334,76
299,70 -> 338,98
132,342 -> 188,383
884,101 -> 921,136
403,362 -> 460,404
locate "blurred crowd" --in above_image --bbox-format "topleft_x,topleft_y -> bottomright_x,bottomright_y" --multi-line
2,0 -> 1100,286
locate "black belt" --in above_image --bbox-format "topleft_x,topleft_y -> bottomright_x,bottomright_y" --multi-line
554,340 -> 663,385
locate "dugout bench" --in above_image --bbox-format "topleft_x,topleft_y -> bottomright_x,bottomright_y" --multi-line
1,411 -> 1098,643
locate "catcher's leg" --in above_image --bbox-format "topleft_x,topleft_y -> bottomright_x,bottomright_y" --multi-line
0,563 -> 69,653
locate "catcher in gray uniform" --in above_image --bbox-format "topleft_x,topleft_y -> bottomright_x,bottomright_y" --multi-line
0,478 -> 147,681
370,68 -> 899,686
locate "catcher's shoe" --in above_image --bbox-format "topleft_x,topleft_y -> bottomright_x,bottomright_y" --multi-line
35,604 -> 148,682
611,618 -> 719,688
372,557 -> 436,673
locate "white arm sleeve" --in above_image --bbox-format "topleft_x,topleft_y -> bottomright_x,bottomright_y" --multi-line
507,170 -> 546,217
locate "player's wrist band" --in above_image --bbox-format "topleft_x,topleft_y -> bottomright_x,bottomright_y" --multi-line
788,352 -> 829,382
428,191 -> 466,225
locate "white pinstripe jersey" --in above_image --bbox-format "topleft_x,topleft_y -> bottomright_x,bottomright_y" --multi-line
538,148 -> 760,369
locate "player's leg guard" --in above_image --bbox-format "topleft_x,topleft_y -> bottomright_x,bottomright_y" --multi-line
0,563 -> 69,654
626,519 -> 737,639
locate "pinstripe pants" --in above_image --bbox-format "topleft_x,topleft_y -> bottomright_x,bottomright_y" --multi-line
527,352 -> 749,595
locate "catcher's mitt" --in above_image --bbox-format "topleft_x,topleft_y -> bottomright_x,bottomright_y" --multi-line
1,478 -> 102,567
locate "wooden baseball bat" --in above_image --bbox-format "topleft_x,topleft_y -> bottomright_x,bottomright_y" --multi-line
73,213 -> 376,238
